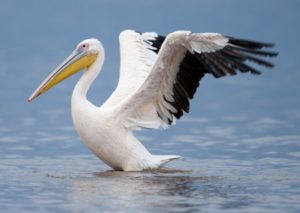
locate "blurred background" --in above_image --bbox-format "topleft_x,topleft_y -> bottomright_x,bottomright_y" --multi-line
0,0 -> 299,133
0,0 -> 299,212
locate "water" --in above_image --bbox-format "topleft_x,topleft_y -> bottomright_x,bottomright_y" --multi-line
2,110 -> 299,212
1,1 -> 300,212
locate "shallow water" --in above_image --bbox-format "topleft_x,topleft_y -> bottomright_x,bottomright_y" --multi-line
1,111 -> 300,212
4,156 -> 299,213
1,1 -> 300,212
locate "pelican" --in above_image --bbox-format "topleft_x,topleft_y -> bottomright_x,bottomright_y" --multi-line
28,30 -> 277,171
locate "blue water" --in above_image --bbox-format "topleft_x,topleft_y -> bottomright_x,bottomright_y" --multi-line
1,1 -> 300,212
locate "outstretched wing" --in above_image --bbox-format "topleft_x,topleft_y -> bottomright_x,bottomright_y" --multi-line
112,31 -> 277,130
102,30 -> 165,108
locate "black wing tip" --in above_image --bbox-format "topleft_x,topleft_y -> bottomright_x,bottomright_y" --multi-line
220,35 -> 278,75
146,34 -> 166,54
260,51 -> 278,57
251,70 -> 262,75
227,45 -> 279,58
270,51 -> 279,57
226,35 -> 276,49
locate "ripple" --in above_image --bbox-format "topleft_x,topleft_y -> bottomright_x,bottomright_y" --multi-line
0,136 -> 28,143
288,152 -> 300,158
7,145 -> 33,151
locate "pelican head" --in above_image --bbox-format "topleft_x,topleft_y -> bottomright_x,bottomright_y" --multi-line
28,38 -> 102,102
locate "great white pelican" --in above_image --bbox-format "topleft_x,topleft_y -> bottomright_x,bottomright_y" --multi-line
28,30 -> 277,171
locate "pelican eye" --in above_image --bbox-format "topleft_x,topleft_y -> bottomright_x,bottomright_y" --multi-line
78,43 -> 89,52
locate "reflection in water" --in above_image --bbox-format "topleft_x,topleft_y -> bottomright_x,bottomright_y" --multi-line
67,168 -> 256,212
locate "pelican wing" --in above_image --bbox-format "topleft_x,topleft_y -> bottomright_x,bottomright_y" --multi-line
114,31 -> 277,129
102,30 -> 165,108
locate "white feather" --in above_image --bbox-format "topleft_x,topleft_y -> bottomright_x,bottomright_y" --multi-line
114,31 -> 230,129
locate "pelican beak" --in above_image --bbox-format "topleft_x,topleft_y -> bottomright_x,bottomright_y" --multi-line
28,50 -> 97,102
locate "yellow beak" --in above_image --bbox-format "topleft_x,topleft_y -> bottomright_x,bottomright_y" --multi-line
28,50 -> 97,102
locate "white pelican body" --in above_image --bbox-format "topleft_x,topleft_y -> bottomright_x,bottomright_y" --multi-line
71,60 -> 178,171
69,38 -> 179,170
28,30 -> 277,171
